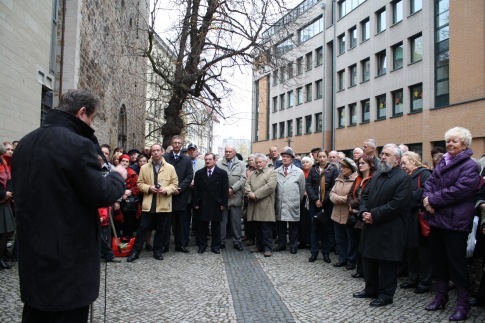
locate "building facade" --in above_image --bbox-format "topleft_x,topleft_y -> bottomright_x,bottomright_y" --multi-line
251,0 -> 484,164
1,0 -> 148,151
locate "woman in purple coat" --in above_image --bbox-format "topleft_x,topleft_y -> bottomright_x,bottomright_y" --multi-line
423,127 -> 480,321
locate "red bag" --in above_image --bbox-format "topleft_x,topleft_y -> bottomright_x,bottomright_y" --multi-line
418,212 -> 430,237
112,237 -> 135,257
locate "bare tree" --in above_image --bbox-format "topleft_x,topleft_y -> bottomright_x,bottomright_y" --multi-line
145,0 -> 291,148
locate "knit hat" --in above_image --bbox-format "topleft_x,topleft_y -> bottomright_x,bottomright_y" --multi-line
119,154 -> 130,161
0,143 -> 6,155
340,157 -> 357,172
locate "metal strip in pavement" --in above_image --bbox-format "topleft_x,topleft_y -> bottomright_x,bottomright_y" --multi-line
222,245 -> 295,322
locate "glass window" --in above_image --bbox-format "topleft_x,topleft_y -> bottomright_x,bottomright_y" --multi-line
280,66 -> 286,82
349,26 -> 357,48
362,99 -> 370,122
338,33 -> 346,55
297,57 -> 303,75
349,65 -> 357,87
287,120 -> 293,137
392,89 -> 403,116
339,0 -> 367,19
393,42 -> 403,70
411,0 -> 422,14
287,90 -> 294,108
287,62 -> 294,79
393,0 -> 403,24
338,107 -> 345,128
316,80 -> 323,99
279,122 -> 285,138
361,18 -> 370,41
299,16 -> 323,43
410,83 -> 423,111
377,51 -> 386,76
411,34 -> 423,63
377,7 -> 386,33
316,47 -> 323,66
272,123 -> 277,139
376,94 -> 386,119
315,113 -> 323,132
349,103 -> 357,125
305,115 -> 312,134
306,83 -> 312,102
296,118 -> 302,135
280,94 -> 285,110
273,96 -> 278,112
272,70 -> 278,86
361,58 -> 370,82
275,36 -> 294,57
297,87 -> 303,105
306,52 -> 313,71
338,70 -> 345,91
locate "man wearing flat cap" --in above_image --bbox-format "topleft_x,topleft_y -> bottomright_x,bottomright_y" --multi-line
274,148 -> 306,253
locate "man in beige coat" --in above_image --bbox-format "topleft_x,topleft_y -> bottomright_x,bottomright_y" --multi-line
127,143 -> 178,262
245,153 -> 277,257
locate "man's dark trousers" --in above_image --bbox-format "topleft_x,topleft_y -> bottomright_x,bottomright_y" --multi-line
133,212 -> 168,254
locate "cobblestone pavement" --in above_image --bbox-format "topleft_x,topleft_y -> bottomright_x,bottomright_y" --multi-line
1,239 -> 485,322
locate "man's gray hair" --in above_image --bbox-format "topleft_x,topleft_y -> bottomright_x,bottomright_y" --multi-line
364,139 -> 377,148
255,153 -> 267,161
225,145 -> 236,152
383,143 -> 402,159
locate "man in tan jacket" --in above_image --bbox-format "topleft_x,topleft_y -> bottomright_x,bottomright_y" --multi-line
245,153 -> 277,257
127,143 -> 178,262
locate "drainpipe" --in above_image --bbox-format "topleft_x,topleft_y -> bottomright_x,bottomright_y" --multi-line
321,1 -> 326,150
331,0 -> 336,150
59,0 -> 66,96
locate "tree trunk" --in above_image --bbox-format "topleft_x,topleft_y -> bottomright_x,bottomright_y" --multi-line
161,94 -> 185,148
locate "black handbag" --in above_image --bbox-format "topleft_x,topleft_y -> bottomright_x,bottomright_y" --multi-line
121,195 -> 139,213
313,209 -> 328,225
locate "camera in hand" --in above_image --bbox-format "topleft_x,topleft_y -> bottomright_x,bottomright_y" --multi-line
155,183 -> 161,189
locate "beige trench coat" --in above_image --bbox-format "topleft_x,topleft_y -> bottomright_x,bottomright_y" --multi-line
244,166 -> 277,222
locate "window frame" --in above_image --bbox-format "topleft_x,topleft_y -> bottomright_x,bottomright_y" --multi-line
377,50 -> 387,76
349,103 -> 357,125
296,87 -> 303,105
410,33 -> 423,63
315,113 -> 323,132
272,123 -> 277,139
410,83 -> 423,112
376,94 -> 387,120
338,33 -> 346,55
361,17 -> 370,42
376,7 -> 386,33
279,121 -> 285,139
410,0 -> 422,15
296,117 -> 302,135
338,70 -> 345,91
349,64 -> 357,87
315,79 -> 323,99
392,0 -> 403,25
305,83 -> 312,102
349,26 -> 357,49
306,52 -> 313,71
287,120 -> 293,137
297,57 -> 303,75
361,99 -> 370,122
316,47 -> 323,66
305,115 -> 312,134
392,89 -> 404,116
338,107 -> 345,128
361,57 -> 370,82
279,93 -> 285,111
392,42 -> 403,70
272,96 -> 278,112
287,90 -> 294,108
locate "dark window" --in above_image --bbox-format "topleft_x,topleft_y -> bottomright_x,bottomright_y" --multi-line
287,90 -> 294,108
287,62 -> 294,79
376,94 -> 386,119
410,33 -> 423,63
338,107 -> 345,128
393,42 -> 403,70
349,26 -> 357,49
349,103 -> 357,125
272,70 -> 278,86
338,70 -> 345,91
305,83 -> 312,102
305,115 -> 312,134
297,57 -> 303,75
410,83 -> 423,111
297,87 -> 303,105
316,80 -> 323,99
338,33 -> 346,55
361,18 -> 370,41
279,121 -> 285,138
349,64 -> 357,87
296,118 -> 302,135
392,89 -> 403,116
315,113 -> 323,132
376,7 -> 386,33
280,94 -> 285,110
287,120 -> 293,137
377,51 -> 387,76
361,99 -> 370,122
273,96 -> 278,112
316,47 -> 323,66
306,52 -> 313,71
361,58 -> 370,82
393,0 -> 403,24
272,123 -> 277,139
299,16 -> 323,43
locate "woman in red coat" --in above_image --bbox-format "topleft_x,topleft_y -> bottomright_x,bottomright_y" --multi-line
119,154 -> 141,237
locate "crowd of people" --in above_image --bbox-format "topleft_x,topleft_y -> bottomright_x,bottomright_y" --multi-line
1,89 -> 484,321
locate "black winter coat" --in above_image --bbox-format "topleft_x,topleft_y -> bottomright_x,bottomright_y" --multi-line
305,163 -> 339,205
11,109 -> 125,311
193,166 -> 228,222
359,166 -> 413,262
163,152 -> 193,211
406,167 -> 432,248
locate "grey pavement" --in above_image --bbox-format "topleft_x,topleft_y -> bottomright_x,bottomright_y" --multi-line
1,238 -> 485,322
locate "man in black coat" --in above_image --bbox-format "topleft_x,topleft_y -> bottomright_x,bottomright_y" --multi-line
193,153 -> 228,254
11,90 -> 127,322
163,135 -> 193,253
353,143 -> 412,307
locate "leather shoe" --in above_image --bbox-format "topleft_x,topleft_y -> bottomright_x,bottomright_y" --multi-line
323,255 -> 331,263
333,261 -> 347,267
153,252 -> 164,260
346,265 -> 356,270
250,246 -> 262,253
126,252 -> 139,263
175,246 -> 190,253
290,248 -> 297,254
274,246 -> 286,252
0,260 -> 12,269
414,287 -> 430,294
197,247 -> 206,254
309,254 -> 318,262
234,244 -> 244,251
212,249 -> 220,254
400,282 -> 418,289
353,290 -> 377,299
351,272 -> 364,278
264,250 -> 272,257
369,298 -> 393,307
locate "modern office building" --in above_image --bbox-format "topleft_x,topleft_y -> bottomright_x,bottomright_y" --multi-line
251,0 -> 484,164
